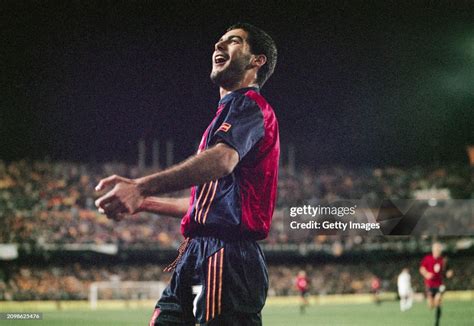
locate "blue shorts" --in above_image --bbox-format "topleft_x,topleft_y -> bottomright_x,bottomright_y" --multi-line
149,236 -> 268,325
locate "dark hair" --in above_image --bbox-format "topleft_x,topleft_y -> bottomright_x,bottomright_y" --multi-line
226,23 -> 277,87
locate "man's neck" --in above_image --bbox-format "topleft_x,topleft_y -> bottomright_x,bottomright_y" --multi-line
219,82 -> 258,99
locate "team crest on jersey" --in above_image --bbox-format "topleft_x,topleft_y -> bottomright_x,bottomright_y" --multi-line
217,122 -> 231,132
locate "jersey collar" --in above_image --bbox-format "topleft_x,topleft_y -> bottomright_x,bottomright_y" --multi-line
218,86 -> 260,106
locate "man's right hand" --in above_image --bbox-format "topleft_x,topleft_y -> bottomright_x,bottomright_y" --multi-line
425,271 -> 434,280
95,175 -> 145,220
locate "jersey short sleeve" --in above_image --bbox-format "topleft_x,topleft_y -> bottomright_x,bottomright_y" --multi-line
421,256 -> 427,267
214,95 -> 265,160
421,255 -> 430,269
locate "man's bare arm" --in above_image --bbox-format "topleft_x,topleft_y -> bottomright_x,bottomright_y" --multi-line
419,266 -> 433,279
137,142 -> 239,196
95,143 -> 239,217
138,197 -> 189,218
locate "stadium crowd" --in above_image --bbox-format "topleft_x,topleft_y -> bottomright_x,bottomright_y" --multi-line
0,160 -> 472,247
0,160 -> 473,301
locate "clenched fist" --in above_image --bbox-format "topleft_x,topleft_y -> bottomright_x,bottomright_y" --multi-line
95,175 -> 145,220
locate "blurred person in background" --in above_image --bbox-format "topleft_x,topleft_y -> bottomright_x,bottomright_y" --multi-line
397,267 -> 413,312
295,270 -> 310,314
420,242 -> 453,326
371,276 -> 381,305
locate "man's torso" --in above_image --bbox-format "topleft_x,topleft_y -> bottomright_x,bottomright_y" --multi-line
181,87 -> 279,241
421,254 -> 445,288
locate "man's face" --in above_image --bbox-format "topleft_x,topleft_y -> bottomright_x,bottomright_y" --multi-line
210,29 -> 254,88
432,243 -> 443,258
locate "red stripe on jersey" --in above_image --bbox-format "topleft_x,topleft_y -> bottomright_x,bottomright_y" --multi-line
201,181 -> 218,224
237,90 -> 279,239
181,104 -> 226,235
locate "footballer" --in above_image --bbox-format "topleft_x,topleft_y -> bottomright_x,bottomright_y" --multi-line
95,23 -> 279,325
419,242 -> 454,326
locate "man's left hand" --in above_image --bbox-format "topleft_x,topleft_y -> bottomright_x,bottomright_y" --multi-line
446,270 -> 453,278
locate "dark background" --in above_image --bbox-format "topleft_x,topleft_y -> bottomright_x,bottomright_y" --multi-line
1,0 -> 473,167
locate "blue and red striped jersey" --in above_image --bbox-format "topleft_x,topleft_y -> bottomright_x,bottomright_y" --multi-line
180,87 -> 280,241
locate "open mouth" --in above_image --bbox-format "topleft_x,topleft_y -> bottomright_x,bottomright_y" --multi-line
214,53 -> 229,66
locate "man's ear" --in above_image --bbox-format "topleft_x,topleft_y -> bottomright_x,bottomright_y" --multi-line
252,54 -> 267,68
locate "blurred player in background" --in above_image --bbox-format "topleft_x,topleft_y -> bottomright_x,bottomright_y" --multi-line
397,267 -> 413,312
295,270 -> 310,314
419,242 -> 454,326
371,276 -> 381,305
95,22 -> 278,325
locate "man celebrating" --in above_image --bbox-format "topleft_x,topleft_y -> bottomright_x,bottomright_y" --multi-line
95,23 -> 278,325
419,242 -> 453,326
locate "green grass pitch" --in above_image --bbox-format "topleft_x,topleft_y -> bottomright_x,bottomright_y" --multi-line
1,301 -> 473,325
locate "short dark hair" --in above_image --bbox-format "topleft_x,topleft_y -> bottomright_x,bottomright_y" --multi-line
226,23 -> 277,87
